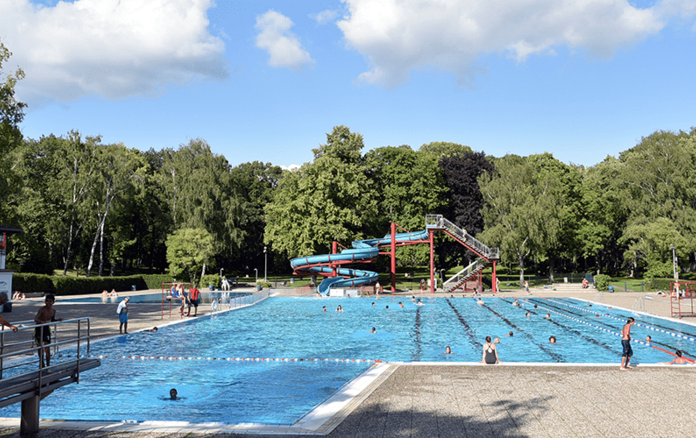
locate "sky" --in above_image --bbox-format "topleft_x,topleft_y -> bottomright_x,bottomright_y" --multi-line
2,0 -> 696,170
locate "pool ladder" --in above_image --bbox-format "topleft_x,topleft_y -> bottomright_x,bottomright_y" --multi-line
631,295 -> 653,314
593,291 -> 603,304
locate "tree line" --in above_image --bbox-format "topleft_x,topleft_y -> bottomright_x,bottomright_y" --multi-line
3,41 -> 696,284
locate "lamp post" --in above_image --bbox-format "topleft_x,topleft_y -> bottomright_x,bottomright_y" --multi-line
264,246 -> 267,283
254,268 -> 258,283
440,269 -> 445,291
671,244 -> 678,281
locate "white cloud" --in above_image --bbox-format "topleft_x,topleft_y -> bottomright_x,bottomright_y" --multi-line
255,10 -> 314,70
0,0 -> 227,106
310,9 -> 339,24
337,0 -> 692,88
279,164 -> 301,171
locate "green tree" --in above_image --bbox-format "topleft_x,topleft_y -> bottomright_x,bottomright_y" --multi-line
166,228 -> 215,283
0,40 -> 27,224
363,145 -> 446,267
478,155 -> 564,286
229,161 -> 283,273
419,141 -> 472,159
265,126 -> 377,258
85,144 -> 143,277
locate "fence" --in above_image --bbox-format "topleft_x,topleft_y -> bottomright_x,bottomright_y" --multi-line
211,290 -> 270,313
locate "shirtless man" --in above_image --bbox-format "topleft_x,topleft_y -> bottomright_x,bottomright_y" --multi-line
34,294 -> 63,368
620,317 -> 636,370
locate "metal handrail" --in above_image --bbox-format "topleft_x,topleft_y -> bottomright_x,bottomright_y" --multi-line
593,291 -> 603,304
212,291 -> 270,314
425,215 -> 499,259
443,258 -> 488,291
0,318 -> 91,380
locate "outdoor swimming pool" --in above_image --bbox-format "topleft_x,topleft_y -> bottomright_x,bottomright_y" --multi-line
1,295 -> 694,425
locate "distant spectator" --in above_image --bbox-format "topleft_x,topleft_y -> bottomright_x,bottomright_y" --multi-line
0,292 -> 18,332
12,291 -> 25,300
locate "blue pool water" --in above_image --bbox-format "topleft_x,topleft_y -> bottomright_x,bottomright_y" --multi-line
2,295 -> 695,425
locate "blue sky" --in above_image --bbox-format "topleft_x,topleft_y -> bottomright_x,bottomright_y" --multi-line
2,0 -> 695,169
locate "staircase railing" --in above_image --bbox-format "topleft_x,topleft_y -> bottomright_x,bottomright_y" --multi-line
425,215 -> 499,260
443,258 -> 489,292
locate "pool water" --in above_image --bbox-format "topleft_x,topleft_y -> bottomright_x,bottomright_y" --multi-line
1,295 -> 695,425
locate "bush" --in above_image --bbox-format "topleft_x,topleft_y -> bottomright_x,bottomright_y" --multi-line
12,274 -> 56,294
141,274 -> 176,290
647,278 -> 673,292
258,282 -> 272,289
201,274 -> 221,289
594,274 -> 611,291
53,275 -> 148,296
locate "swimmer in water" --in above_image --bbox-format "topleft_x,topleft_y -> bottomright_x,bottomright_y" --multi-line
507,331 -> 514,337
525,312 -> 531,318
170,388 -> 179,400
477,298 -> 485,306
322,306 -> 327,312
416,299 -> 425,306
385,305 -> 389,309
549,336 -> 557,344
372,302 -> 375,306
369,327 -> 377,334
512,299 -> 520,306
444,346 -> 454,354
645,335 -> 652,345
545,313 -> 551,319
660,350 -> 690,365
411,296 -> 416,302
534,304 -> 538,309
493,337 -> 501,344
145,326 -> 158,332
399,302 -> 404,308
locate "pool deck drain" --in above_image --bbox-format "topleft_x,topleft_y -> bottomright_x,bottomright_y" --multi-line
1,288 -> 696,437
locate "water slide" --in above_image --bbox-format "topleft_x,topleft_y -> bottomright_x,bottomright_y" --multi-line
290,230 -> 429,295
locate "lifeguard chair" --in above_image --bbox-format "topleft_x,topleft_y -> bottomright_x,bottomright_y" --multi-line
670,281 -> 696,318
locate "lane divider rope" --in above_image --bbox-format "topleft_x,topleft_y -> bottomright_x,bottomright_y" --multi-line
523,299 -> 694,363
56,354 -> 381,363
546,298 -> 696,342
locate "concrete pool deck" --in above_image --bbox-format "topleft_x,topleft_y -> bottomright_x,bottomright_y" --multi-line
0,287 -> 694,437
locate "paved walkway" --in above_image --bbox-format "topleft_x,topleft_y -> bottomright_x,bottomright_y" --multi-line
0,288 -> 694,437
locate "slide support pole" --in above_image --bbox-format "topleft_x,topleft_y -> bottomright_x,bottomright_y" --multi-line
429,230 -> 435,293
492,260 -> 497,293
391,222 -> 396,293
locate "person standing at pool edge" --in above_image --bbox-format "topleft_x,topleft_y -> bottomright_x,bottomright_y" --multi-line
117,297 -> 130,334
34,293 -> 62,368
188,284 -> 200,317
620,317 -> 636,370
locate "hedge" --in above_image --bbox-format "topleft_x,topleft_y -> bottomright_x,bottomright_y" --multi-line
12,274 -> 56,294
141,274 -> 176,290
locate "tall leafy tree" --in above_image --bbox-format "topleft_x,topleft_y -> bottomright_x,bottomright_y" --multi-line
419,141 -> 472,159
166,228 -> 215,283
265,126 -> 377,258
478,154 -> 564,285
363,145 -> 446,267
0,40 -> 27,224
229,161 -> 283,273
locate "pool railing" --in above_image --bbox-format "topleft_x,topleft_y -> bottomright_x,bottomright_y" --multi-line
211,290 -> 270,313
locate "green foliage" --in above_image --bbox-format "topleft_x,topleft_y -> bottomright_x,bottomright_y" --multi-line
141,274 -> 176,290
265,126 -> 377,257
166,228 -> 215,283
201,274 -> 221,288
594,274 -> 611,291
419,142 -> 472,158
12,274 -> 56,294
647,278 -> 673,292
258,281 -> 272,289
478,154 -> 565,285
53,275 -> 147,296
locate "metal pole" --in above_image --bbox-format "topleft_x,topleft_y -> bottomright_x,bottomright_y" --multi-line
254,268 -> 258,284
264,246 -> 267,283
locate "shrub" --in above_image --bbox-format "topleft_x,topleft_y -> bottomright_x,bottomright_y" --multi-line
53,275 -> 147,296
594,274 -> 611,291
12,274 -> 56,294
647,278 -> 673,292
141,274 -> 176,290
201,274 -> 221,289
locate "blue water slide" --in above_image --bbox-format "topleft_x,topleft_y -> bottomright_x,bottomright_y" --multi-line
290,230 -> 429,295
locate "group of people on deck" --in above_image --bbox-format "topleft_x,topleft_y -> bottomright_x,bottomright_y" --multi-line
166,283 -> 201,317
